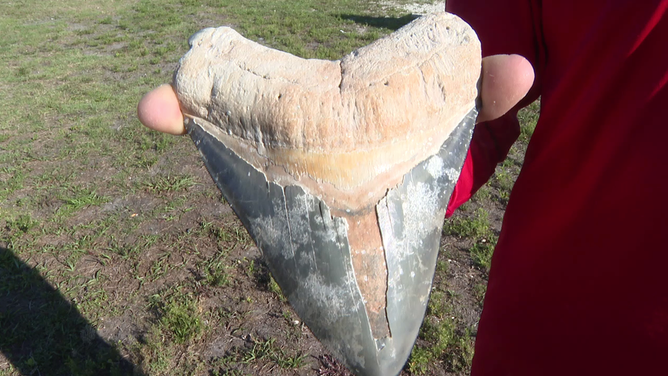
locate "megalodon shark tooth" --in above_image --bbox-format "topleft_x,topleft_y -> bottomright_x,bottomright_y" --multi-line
173,12 -> 480,376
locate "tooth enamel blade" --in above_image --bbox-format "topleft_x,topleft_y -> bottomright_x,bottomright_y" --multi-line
186,108 -> 475,375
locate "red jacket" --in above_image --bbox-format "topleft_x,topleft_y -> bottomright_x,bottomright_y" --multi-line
446,1 -> 668,375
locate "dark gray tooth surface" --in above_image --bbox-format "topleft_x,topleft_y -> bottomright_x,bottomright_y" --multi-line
185,108 -> 476,376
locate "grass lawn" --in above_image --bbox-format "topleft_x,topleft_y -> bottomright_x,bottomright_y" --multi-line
0,1 -> 539,375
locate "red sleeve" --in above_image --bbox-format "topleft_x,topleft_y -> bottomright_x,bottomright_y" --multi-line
445,0 -> 545,217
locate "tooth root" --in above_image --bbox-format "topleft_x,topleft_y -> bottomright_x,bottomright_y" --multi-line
174,12 -> 481,213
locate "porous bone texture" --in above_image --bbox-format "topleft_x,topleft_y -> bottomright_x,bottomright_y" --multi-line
174,12 -> 480,212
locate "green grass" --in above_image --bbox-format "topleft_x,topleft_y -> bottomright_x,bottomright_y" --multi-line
518,99 -> 541,143
150,290 -> 204,344
6,215 -> 38,234
268,274 -> 287,302
61,187 -> 109,212
200,250 -> 231,287
144,175 -> 197,193
444,208 -> 497,271
222,337 -> 307,371
408,291 -> 475,374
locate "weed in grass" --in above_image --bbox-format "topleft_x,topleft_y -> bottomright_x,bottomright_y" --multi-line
138,131 -> 176,152
205,261 -> 230,286
60,187 -> 109,213
473,282 -> 488,307
315,353 -> 353,376
209,222 -> 253,249
7,214 -> 38,233
445,208 -> 492,240
148,252 -> 173,282
0,166 -> 26,200
494,169 -> 515,192
427,290 -> 452,318
275,350 -> 307,369
241,338 -> 275,364
139,326 -> 175,373
107,237 -> 142,259
226,337 -> 307,370
473,184 -> 492,202
445,208 -> 498,273
17,66 -> 30,76
149,289 -> 204,344
436,259 -> 448,273
268,274 -> 287,302
201,253 -> 231,287
64,233 -> 96,254
470,240 -> 496,272
408,346 -> 432,375
410,314 -> 475,374
136,153 -> 159,168
281,309 -> 294,324
77,286 -> 110,321
497,188 -> 510,202
518,98 -> 541,143
145,174 -> 197,193
244,258 -> 255,277
232,225 -> 253,248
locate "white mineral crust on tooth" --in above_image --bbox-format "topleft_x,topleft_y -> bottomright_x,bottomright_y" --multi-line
174,12 -> 480,212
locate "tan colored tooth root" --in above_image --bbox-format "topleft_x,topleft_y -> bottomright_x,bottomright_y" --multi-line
174,12 -> 480,213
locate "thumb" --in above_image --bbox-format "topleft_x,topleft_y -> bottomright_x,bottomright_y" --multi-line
137,84 -> 186,135
477,54 -> 535,123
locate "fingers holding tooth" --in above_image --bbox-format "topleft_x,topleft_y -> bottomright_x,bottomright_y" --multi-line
137,84 -> 186,135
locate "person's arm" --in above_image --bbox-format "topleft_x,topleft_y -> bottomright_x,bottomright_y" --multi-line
445,0 -> 544,216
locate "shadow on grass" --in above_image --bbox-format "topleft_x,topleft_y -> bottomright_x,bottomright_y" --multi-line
339,14 -> 420,31
0,246 -> 141,375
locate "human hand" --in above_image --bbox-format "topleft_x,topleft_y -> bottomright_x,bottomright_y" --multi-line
136,55 -> 534,133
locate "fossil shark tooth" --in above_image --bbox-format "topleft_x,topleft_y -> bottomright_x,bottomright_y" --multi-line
174,12 -> 480,376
